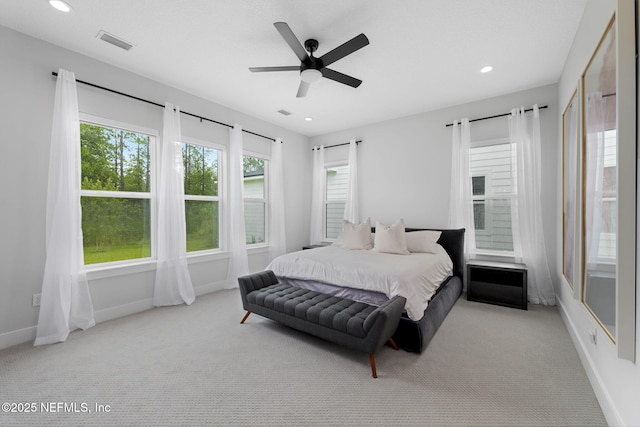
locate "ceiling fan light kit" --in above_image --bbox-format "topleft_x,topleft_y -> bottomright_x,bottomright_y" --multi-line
301,69 -> 322,83
250,22 -> 369,98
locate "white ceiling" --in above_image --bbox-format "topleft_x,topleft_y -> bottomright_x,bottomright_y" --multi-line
0,0 -> 586,137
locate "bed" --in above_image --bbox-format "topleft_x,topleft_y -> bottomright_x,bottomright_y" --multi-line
267,227 -> 465,353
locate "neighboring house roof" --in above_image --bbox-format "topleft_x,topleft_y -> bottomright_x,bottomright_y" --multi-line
244,169 -> 264,178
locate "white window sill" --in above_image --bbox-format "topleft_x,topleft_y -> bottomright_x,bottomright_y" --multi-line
470,251 -> 517,264
186,250 -> 229,264
86,259 -> 157,281
247,244 -> 270,254
85,245 -> 271,280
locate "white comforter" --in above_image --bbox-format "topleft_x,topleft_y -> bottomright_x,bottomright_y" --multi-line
266,245 -> 453,321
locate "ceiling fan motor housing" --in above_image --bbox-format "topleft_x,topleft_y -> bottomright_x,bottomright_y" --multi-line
301,39 -> 323,83
301,56 -> 323,72
301,39 -> 323,73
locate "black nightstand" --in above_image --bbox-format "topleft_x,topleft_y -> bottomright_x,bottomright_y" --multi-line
467,260 -> 528,310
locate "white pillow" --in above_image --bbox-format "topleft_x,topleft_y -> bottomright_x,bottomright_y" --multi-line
341,217 -> 373,250
405,230 -> 442,253
373,218 -> 410,255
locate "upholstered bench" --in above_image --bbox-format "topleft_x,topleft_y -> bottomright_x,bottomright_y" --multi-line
238,270 -> 406,378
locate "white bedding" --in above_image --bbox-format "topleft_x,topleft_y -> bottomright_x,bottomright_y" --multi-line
266,244 -> 453,321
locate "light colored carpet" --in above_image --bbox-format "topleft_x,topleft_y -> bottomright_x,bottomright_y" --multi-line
0,290 -> 606,426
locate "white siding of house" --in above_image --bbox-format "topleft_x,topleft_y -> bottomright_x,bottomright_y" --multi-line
598,130 -> 617,259
470,143 -> 514,252
326,166 -> 348,239
243,176 -> 265,244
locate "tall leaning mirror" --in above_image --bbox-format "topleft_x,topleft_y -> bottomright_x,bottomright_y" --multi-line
581,2 -> 636,362
581,16 -> 617,342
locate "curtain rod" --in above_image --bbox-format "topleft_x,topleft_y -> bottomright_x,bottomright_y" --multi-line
445,104 -> 549,127
51,71 -> 278,142
311,140 -> 361,151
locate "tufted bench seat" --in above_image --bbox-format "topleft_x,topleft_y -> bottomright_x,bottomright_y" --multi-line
238,270 -> 406,378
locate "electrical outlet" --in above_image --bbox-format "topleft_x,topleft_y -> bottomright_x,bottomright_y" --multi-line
32,293 -> 41,307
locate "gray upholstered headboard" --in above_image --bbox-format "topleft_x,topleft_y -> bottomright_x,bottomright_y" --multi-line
370,227 -> 465,280
407,228 -> 465,280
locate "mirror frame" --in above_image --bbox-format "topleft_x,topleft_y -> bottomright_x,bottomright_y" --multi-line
562,89 -> 580,293
580,2 -> 636,362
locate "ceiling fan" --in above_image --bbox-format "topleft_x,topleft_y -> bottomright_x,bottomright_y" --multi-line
249,22 -> 369,98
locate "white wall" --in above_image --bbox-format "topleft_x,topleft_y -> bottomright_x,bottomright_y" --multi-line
556,1 -> 640,426
309,84 -> 559,275
0,25 -> 311,349
4,8 -> 635,422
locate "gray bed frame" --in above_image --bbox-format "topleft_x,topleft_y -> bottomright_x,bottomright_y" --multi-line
272,227 -> 465,354
386,228 -> 465,353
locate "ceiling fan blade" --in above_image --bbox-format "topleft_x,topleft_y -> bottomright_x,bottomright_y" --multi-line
319,33 -> 369,67
249,66 -> 300,72
296,80 -> 311,98
274,22 -> 309,62
321,68 -> 362,88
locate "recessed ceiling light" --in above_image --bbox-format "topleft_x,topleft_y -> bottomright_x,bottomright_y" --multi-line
480,65 -> 493,73
304,117 -> 313,121
49,0 -> 72,12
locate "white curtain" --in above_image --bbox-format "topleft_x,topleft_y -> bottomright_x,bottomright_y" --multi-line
35,69 -> 95,346
343,139 -> 359,223
225,125 -> 249,288
154,103 -> 195,307
509,105 -> 555,305
269,138 -> 287,260
584,93 -> 607,272
448,118 -> 476,256
309,145 -> 325,245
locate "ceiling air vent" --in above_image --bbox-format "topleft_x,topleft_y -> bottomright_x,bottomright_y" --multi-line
97,30 -> 134,51
278,109 -> 292,116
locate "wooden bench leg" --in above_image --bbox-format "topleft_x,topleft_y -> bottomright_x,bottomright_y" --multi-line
388,337 -> 399,350
240,311 -> 251,324
369,339 -> 398,378
369,354 -> 377,378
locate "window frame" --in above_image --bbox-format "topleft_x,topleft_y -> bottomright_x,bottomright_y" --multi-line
469,137 -> 517,257
242,150 -> 269,248
323,161 -> 349,242
79,113 -> 159,269
471,174 -> 488,231
594,129 -> 617,264
182,136 -> 225,255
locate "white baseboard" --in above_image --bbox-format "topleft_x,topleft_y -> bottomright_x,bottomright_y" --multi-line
556,298 -> 623,426
194,280 -> 226,296
79,280 -> 227,325
0,326 -> 37,351
92,298 -> 154,324
0,280 -> 227,351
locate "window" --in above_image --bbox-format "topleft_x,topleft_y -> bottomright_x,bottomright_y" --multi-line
472,176 -> 486,230
183,141 -> 221,252
243,155 -> 266,245
598,129 -> 617,260
469,141 -> 514,253
325,165 -> 348,239
80,117 -> 271,263
80,120 -> 154,264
